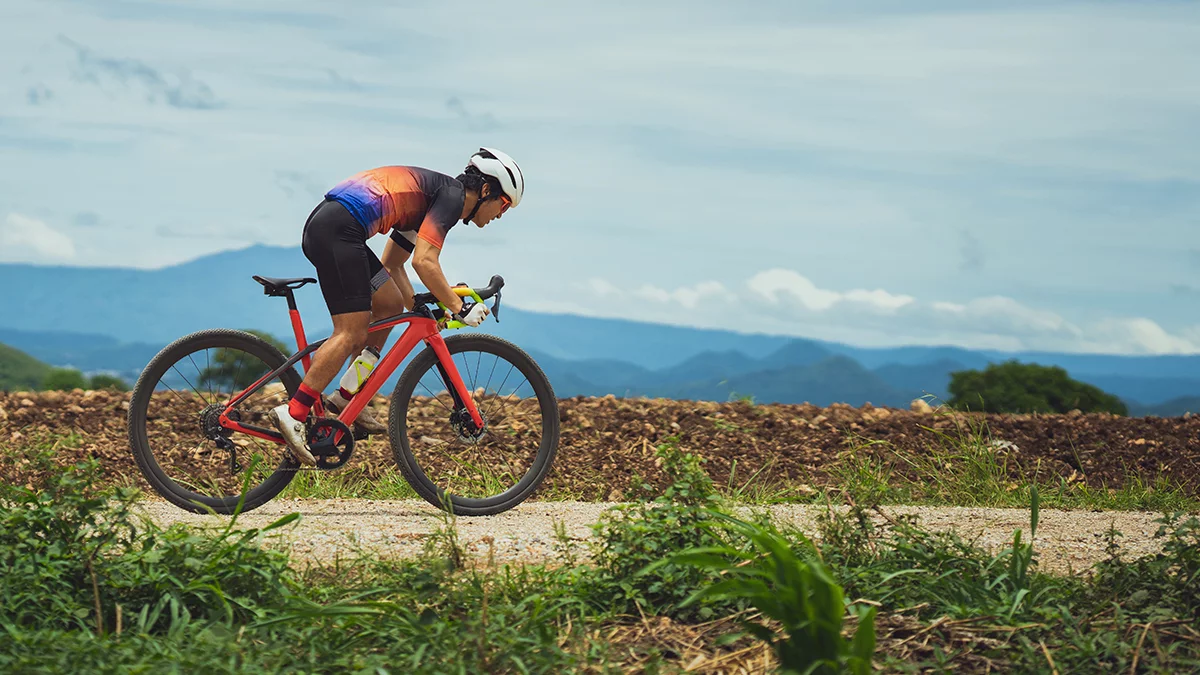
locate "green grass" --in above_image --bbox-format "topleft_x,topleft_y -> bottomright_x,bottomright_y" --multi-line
278,467 -> 420,500
5,440 -> 1200,672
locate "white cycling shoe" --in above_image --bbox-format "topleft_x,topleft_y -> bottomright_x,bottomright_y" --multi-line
269,403 -> 316,466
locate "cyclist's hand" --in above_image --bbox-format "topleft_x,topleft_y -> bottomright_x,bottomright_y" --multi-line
455,300 -> 489,327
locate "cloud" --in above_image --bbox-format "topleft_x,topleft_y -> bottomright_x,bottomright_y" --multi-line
326,69 -> 361,90
72,212 -> 100,227
928,296 -> 1082,339
748,269 -> 915,313
633,280 -> 736,308
570,277 -> 734,308
57,35 -> 221,110
959,229 -> 984,272
1086,318 -> 1200,354
562,268 -> 1200,355
445,96 -> 498,132
154,222 -> 265,241
0,213 -> 77,261
26,84 -> 53,105
274,170 -> 327,201
583,278 -> 621,298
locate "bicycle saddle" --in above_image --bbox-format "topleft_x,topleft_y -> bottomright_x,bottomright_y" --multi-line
252,275 -> 317,296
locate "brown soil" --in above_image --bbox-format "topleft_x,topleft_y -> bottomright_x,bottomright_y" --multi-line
2,390 -> 1199,499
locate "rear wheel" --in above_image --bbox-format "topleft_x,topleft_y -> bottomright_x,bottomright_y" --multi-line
127,329 -> 302,514
389,334 -> 559,516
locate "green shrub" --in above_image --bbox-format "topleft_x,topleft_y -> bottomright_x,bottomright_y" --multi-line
0,453 -> 294,635
87,374 -> 129,392
587,436 -> 739,620
948,360 -> 1127,415
41,367 -> 87,392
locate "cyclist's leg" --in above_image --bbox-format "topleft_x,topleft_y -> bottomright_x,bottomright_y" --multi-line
299,199 -> 374,389
272,200 -> 374,462
365,272 -> 407,353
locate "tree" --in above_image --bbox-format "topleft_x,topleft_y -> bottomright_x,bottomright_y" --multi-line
947,360 -> 1127,415
88,374 -> 129,392
42,368 -> 88,392
199,330 -> 292,391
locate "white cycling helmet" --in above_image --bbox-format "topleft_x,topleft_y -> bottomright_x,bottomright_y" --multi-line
468,147 -> 524,207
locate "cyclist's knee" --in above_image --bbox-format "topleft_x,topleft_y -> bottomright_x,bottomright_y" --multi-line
330,324 -> 369,356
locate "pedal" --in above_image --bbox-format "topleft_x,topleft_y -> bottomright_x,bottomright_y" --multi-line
352,427 -> 370,441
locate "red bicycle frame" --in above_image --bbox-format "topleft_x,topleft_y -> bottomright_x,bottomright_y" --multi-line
216,308 -> 484,445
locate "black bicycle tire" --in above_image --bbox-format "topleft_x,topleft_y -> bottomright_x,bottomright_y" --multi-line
127,328 -> 302,514
389,333 -> 559,516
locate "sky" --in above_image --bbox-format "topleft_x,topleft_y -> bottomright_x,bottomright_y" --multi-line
2,0 -> 1200,355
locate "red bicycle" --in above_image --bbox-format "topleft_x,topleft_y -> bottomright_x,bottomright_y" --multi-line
126,273 -> 559,516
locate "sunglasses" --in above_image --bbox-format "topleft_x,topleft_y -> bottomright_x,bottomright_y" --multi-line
497,194 -> 512,214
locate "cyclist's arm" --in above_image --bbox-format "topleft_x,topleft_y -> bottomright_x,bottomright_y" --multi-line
381,233 -> 415,311
409,184 -> 472,315
411,237 -> 467,315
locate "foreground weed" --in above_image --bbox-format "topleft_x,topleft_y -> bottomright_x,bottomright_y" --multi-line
422,492 -> 465,573
723,457 -> 818,505
588,436 -> 739,620
0,451 -> 296,637
821,488 -> 1055,623
660,512 -> 877,675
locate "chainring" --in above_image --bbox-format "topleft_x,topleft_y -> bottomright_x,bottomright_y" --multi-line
307,418 -> 355,470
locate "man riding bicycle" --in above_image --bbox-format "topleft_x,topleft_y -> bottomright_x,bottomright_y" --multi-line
269,148 -> 524,466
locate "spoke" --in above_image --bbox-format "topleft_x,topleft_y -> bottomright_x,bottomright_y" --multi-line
184,353 -> 212,406
454,353 -> 474,394
482,353 -> 501,399
418,378 -> 455,413
464,352 -> 478,392
484,375 -> 530,424
474,350 -> 483,393
169,365 -> 209,407
485,363 -> 518,419
232,347 -> 246,395
205,348 -> 214,402
157,382 -> 197,411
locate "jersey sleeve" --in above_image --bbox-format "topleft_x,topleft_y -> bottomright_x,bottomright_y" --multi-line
416,184 -> 464,249
389,228 -> 417,253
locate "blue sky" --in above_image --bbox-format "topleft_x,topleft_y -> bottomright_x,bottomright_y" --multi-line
2,0 -> 1200,354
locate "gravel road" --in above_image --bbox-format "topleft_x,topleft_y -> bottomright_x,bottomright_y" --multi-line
136,499 -> 1171,575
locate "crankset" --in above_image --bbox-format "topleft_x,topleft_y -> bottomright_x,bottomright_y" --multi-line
308,418 -> 355,470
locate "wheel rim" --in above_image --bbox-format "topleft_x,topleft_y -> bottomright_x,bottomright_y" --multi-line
136,340 -> 295,504
401,345 -> 551,503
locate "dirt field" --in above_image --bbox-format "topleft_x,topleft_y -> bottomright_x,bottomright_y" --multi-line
3,389 -> 1198,499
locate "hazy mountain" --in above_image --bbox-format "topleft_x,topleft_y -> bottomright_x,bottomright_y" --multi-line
4,246 -> 1200,410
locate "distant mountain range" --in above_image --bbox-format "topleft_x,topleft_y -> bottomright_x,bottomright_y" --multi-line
3,244 -> 1200,415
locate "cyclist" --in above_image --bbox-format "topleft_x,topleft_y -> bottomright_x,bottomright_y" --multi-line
269,148 -> 524,465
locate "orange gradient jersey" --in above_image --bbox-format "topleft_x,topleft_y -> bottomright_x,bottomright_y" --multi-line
324,166 -> 464,248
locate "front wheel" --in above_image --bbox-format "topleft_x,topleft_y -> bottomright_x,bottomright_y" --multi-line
389,334 -> 559,516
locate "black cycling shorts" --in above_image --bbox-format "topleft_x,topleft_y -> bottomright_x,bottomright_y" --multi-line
301,199 -> 392,315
